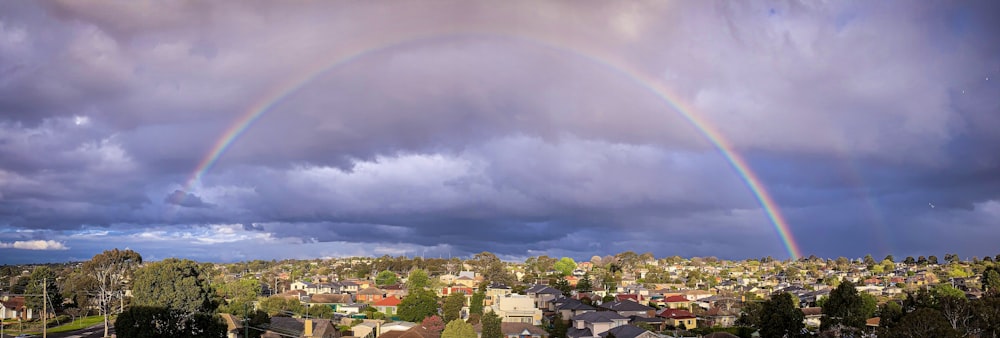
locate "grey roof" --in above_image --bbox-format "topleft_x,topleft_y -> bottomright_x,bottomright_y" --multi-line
601,325 -> 650,338
600,300 -> 654,312
566,327 -> 593,338
555,298 -> 598,311
527,284 -> 563,295
571,311 -> 628,323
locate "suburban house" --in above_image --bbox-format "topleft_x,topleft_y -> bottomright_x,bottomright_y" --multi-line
309,293 -> 353,312
662,295 -> 692,311
598,300 -> 655,318
0,297 -> 32,320
220,313 -> 244,338
374,296 -> 402,316
454,276 -> 478,288
379,325 -> 440,338
474,322 -> 548,338
657,309 -> 696,329
801,307 -> 822,327
440,286 -> 474,298
490,294 -> 543,325
551,298 -> 598,321
341,281 -> 361,294
383,284 -> 409,299
358,287 -> 386,303
699,307 -> 738,328
486,283 -> 513,306
566,311 -> 629,338
526,285 -> 564,309
263,317 -> 337,338
340,303 -> 368,315
600,325 -> 658,338
290,282 -> 340,295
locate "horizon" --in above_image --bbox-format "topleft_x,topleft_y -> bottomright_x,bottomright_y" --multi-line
1,1 -> 999,264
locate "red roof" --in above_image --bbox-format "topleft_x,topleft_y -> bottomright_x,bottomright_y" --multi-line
616,294 -> 639,302
374,296 -> 401,307
664,295 -> 689,303
658,308 -> 696,319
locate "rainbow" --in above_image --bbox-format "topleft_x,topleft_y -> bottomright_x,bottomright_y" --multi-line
177,31 -> 804,260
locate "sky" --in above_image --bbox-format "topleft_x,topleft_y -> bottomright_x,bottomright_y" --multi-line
1,1 -> 999,264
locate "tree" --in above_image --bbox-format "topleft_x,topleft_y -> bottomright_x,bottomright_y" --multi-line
928,255 -> 939,265
308,304 -> 335,319
881,308 -> 960,338
821,281 -> 865,332
576,273 -> 592,292
82,248 -> 142,338
758,293 -> 804,338
982,266 -> 1000,295
115,306 -> 227,338
219,277 -> 262,316
472,252 -> 515,285
884,255 -> 895,263
443,292 -> 466,323
376,271 -> 399,287
863,254 -> 875,266
554,278 -> 572,297
25,266 -> 62,315
470,291 -> 485,315
422,315 -> 446,333
132,258 -> 218,314
481,311 -> 503,338
407,269 -> 431,291
398,288 -> 438,322
904,256 -> 915,265
442,319 -> 476,338
258,296 -> 304,316
553,257 -> 577,276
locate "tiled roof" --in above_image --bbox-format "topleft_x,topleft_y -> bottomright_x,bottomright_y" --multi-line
571,311 -> 628,323
600,300 -> 654,312
374,296 -> 402,306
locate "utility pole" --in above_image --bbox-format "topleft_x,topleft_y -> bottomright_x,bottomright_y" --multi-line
43,277 -> 48,338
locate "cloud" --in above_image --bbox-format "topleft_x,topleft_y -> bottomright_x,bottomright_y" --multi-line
1,1 -> 999,262
164,190 -> 213,208
0,240 -> 69,250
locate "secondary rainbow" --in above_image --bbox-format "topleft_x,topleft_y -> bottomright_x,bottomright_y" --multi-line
179,32 -> 805,260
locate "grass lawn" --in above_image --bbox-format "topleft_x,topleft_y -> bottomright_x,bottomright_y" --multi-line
13,315 -> 108,335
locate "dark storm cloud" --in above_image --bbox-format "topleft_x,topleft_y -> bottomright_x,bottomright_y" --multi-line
164,190 -> 213,208
1,1 -> 999,263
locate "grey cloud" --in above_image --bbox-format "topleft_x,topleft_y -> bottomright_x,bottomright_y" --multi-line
1,1 -> 999,262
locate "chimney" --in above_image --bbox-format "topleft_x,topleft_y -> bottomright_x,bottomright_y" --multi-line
304,319 -> 314,337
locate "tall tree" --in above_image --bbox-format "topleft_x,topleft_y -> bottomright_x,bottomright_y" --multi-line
82,248 -> 142,338
115,306 -> 227,338
219,277 -> 262,316
982,266 -> 1000,295
443,292 -> 466,323
472,252 -> 515,285
481,311 -> 503,338
576,273 -> 592,293
759,293 -> 805,338
553,257 -> 577,276
398,288 -> 438,322
407,268 -> 431,291
376,270 -> 399,287
821,281 -> 866,332
131,258 -> 218,313
258,297 -> 304,316
470,290 -> 485,315
442,319 -> 476,338
881,308 -> 960,338
25,266 -> 62,315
